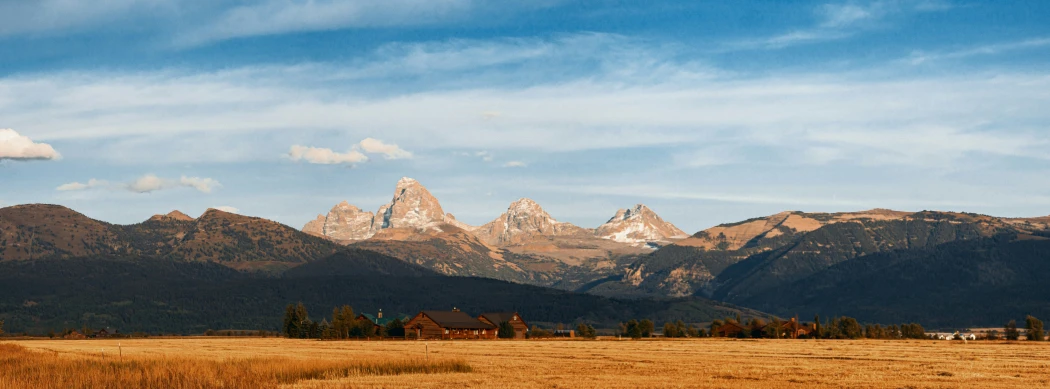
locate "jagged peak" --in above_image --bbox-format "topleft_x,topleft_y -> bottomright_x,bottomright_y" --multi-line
396,176 -> 420,188
505,198 -> 557,222
331,201 -> 364,212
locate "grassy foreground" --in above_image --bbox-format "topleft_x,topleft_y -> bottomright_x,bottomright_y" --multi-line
6,338 -> 1050,388
0,343 -> 470,389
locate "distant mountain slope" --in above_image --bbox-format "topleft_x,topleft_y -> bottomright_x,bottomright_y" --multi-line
711,213 -> 1011,302
736,233 -> 1050,327
0,256 -> 761,334
588,210 -> 1024,298
0,204 -> 340,271
0,204 -> 125,260
284,248 -> 438,278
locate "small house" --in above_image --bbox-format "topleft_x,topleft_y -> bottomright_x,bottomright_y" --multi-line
477,312 -> 529,339
404,309 -> 497,340
763,318 -> 814,339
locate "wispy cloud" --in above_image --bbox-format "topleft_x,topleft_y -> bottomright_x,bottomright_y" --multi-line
288,145 -> 369,165
3,33 -> 1049,172
503,161 -> 527,168
0,128 -> 61,161
730,0 -> 954,50
358,138 -> 412,160
58,174 -> 220,193
175,0 -> 474,46
904,37 -> 1050,64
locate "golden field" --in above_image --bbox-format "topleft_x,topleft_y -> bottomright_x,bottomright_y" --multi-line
4,338 -> 1050,388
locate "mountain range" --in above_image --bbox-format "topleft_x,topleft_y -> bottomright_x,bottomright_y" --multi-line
2,176 -> 1050,330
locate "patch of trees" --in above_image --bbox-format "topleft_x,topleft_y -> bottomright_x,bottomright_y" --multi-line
662,320 -> 704,338
575,323 -> 597,339
619,319 -> 655,339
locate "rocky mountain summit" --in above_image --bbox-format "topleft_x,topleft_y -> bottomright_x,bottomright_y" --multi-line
302,177 -> 463,242
595,204 -> 688,247
474,198 -> 588,246
304,178 -> 687,251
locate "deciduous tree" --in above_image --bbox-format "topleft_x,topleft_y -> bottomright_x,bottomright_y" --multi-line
1025,315 -> 1044,341
1005,320 -> 1020,341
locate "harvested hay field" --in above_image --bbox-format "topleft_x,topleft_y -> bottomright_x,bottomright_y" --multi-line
4,338 -> 1050,388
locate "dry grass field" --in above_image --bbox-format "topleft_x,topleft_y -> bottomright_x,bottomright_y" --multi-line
4,338 -> 1050,388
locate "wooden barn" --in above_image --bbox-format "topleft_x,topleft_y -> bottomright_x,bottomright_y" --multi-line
477,312 -> 529,339
405,309 -> 497,340
713,321 -> 747,338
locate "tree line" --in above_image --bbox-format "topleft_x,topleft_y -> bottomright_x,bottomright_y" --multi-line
282,303 -> 405,339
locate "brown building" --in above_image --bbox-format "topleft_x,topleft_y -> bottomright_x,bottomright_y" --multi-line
713,321 -> 747,338
763,318 -> 814,339
405,309 -> 497,340
477,312 -> 529,339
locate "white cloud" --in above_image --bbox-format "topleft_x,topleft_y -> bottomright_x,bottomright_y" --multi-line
179,176 -> 221,193
127,174 -> 220,193
213,206 -> 240,214
503,161 -> 527,168
288,145 -> 368,165
0,129 -> 61,161
56,179 -> 108,191
357,138 -> 413,159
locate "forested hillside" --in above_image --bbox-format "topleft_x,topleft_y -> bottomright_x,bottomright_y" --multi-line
0,255 -> 759,334
735,233 -> 1050,327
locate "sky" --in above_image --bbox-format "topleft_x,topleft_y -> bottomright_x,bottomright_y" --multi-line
2,0 -> 1050,233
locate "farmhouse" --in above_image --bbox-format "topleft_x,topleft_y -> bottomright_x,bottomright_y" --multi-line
405,309 -> 497,340
478,312 -> 529,339
763,318 -> 814,339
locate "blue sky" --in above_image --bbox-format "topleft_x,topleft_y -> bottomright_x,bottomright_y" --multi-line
2,0 -> 1050,233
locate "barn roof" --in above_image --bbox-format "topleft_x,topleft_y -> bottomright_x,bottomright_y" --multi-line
478,312 -> 527,328
421,310 -> 495,329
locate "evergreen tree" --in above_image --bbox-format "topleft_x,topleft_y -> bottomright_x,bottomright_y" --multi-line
1005,320 -> 1020,341
1025,315 -> 1044,341
0,319 -> 4,336
674,320 -> 688,338
623,320 -> 642,339
385,318 -> 406,338
282,303 -> 299,338
813,315 -> 821,339
498,321 -> 516,339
